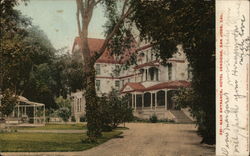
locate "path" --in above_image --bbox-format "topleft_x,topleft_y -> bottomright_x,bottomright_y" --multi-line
17,130 -> 86,133
1,123 -> 215,156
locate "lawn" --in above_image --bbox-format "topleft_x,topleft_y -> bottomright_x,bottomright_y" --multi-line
12,123 -> 86,130
0,131 -> 122,152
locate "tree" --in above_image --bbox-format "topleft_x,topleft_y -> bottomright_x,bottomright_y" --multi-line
132,0 -> 215,144
53,52 -> 85,94
0,0 -> 31,95
0,89 -> 18,117
75,0 -> 136,141
0,0 -> 85,112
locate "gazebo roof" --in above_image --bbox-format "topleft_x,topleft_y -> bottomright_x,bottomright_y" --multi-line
17,96 -> 44,107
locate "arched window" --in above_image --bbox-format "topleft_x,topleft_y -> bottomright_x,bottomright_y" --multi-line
157,90 -> 165,106
144,92 -> 151,107
149,67 -> 159,81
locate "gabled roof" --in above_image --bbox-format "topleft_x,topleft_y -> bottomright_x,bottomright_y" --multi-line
72,37 -> 157,64
72,37 -> 119,64
18,96 -> 44,106
120,80 -> 190,93
120,82 -> 146,93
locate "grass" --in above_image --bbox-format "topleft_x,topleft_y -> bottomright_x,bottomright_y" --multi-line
12,123 -> 86,130
0,131 -> 122,152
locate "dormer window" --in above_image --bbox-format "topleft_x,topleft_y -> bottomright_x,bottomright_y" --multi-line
167,63 -> 172,80
139,52 -> 145,57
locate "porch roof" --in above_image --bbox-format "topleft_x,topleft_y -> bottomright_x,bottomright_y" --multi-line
143,80 -> 190,92
17,96 -> 44,107
120,80 -> 191,93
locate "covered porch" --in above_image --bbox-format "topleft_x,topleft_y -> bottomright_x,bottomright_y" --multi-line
127,89 -> 178,111
121,81 -> 190,111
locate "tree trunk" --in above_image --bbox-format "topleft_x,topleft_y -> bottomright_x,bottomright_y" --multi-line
81,36 -> 102,141
84,61 -> 102,141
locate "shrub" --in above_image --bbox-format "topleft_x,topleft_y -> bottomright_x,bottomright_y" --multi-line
57,107 -> 71,122
71,116 -> 76,122
99,90 -> 134,131
149,114 -> 158,123
80,116 -> 86,122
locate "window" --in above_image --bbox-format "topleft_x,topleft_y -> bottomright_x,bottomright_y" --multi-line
114,65 -> 120,76
149,68 -> 154,81
115,80 -> 120,89
79,98 -> 82,111
156,69 -> 159,81
151,53 -> 154,61
96,80 -> 100,91
188,64 -> 192,80
96,64 -> 101,75
122,80 -> 125,87
77,99 -> 80,112
167,63 -> 172,80
139,69 -> 144,82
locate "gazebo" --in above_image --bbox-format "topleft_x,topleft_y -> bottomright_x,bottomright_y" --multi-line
11,96 -> 45,124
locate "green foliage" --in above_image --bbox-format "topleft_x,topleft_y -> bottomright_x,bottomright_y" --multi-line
149,114 -> 158,123
80,116 -> 86,122
55,96 -> 71,109
71,116 -> 76,122
0,89 -> 18,117
99,90 -> 134,131
54,96 -> 72,122
0,0 -> 84,109
133,0 -> 215,144
57,107 -> 71,122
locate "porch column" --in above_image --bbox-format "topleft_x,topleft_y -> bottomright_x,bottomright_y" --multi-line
33,105 -> 36,124
150,93 -> 153,110
17,105 -> 19,118
142,94 -> 144,110
135,94 -> 137,110
74,99 -> 77,113
43,105 -> 45,124
24,105 -> 26,115
165,90 -> 168,110
132,94 -> 134,108
145,68 -> 148,81
155,92 -> 157,109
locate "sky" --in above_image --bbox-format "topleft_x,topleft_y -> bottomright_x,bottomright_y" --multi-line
17,0 -> 107,51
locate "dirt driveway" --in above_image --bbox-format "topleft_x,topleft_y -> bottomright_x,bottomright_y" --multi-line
2,123 -> 215,156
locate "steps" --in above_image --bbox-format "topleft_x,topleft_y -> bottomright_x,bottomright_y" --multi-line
170,110 -> 194,123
